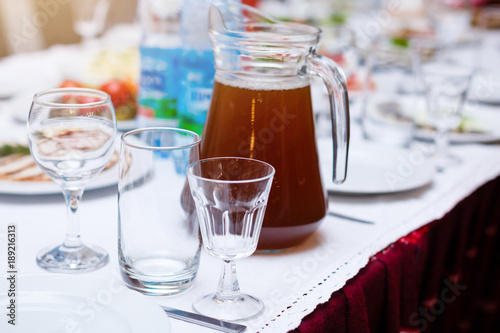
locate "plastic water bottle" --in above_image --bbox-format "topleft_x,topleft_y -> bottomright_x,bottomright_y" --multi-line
136,0 -> 183,127
176,0 -> 215,135
177,0 -> 241,135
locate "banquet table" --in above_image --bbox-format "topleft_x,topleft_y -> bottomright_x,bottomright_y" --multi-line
1,30 -> 500,333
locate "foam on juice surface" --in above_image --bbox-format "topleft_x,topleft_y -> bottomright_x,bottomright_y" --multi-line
215,74 -> 310,91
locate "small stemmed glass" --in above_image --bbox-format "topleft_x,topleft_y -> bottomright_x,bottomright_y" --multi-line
70,0 -> 111,45
27,88 -> 116,272
187,157 -> 275,321
419,60 -> 474,170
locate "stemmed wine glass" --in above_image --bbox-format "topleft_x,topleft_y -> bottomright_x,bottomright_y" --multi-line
27,88 -> 116,273
187,157 -> 275,321
419,61 -> 474,170
70,0 -> 111,44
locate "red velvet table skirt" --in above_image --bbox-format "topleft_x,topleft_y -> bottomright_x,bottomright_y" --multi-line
291,176 -> 500,333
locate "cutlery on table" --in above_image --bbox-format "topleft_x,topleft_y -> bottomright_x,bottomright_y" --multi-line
162,306 -> 247,333
328,211 -> 376,225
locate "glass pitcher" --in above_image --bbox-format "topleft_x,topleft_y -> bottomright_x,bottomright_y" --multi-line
201,3 -> 349,251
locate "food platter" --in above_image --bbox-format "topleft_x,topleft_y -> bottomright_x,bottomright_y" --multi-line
0,163 -> 118,195
414,106 -> 500,143
0,137 -> 120,195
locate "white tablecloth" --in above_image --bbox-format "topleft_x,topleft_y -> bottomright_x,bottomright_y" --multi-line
1,116 -> 500,333
1,36 -> 500,333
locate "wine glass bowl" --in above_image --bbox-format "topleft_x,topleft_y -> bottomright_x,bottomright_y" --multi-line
419,62 -> 474,169
187,157 -> 275,321
70,0 -> 111,43
27,88 -> 116,273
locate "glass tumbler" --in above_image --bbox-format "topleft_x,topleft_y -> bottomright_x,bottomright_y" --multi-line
118,128 -> 201,295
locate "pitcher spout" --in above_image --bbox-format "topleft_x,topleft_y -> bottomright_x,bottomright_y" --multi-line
209,3 -> 321,78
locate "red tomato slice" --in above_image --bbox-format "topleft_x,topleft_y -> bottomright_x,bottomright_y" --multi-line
99,80 -> 132,107
59,80 -> 84,88
77,96 -> 102,104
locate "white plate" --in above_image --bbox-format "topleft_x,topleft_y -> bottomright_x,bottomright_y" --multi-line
319,139 -> 435,194
0,274 -> 170,333
414,107 -> 500,143
0,161 -> 118,195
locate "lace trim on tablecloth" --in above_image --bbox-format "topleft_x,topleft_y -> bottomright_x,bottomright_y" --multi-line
255,145 -> 500,333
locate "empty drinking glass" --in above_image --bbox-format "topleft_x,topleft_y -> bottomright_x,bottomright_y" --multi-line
419,61 -> 474,169
187,157 -> 275,321
477,6 -> 500,69
316,25 -> 361,133
361,36 -> 418,147
118,128 -> 202,295
27,88 -> 117,272
70,0 -> 111,44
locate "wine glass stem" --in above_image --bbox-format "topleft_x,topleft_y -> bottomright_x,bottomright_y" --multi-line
435,128 -> 449,158
216,260 -> 241,302
81,35 -> 97,48
62,188 -> 84,249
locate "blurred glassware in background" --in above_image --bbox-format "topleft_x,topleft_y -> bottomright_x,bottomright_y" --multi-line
258,0 -> 331,23
315,25 -> 360,136
258,0 -> 381,27
477,5 -> 500,71
426,0 -> 472,47
361,36 -> 418,148
418,57 -> 474,169
319,26 -> 359,93
118,127 -> 201,296
70,0 -> 111,44
267,0 -> 382,136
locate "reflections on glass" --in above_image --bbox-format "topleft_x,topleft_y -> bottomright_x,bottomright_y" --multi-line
419,61 -> 474,169
316,25 -> 360,135
70,0 -> 111,43
118,128 -> 202,296
27,88 -> 116,273
361,37 -> 418,147
187,157 -> 275,321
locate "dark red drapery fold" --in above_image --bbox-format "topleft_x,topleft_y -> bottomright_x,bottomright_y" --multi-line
291,176 -> 500,333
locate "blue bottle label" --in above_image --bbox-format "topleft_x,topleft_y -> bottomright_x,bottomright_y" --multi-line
138,46 -> 181,120
178,50 -> 215,134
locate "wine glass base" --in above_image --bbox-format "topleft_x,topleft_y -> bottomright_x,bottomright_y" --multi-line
36,244 -> 109,273
434,152 -> 462,172
193,293 -> 264,321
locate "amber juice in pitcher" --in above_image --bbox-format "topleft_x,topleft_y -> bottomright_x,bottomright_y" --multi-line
203,3 -> 350,251
201,76 -> 327,250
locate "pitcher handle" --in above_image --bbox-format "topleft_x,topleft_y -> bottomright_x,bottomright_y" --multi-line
306,53 -> 350,184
